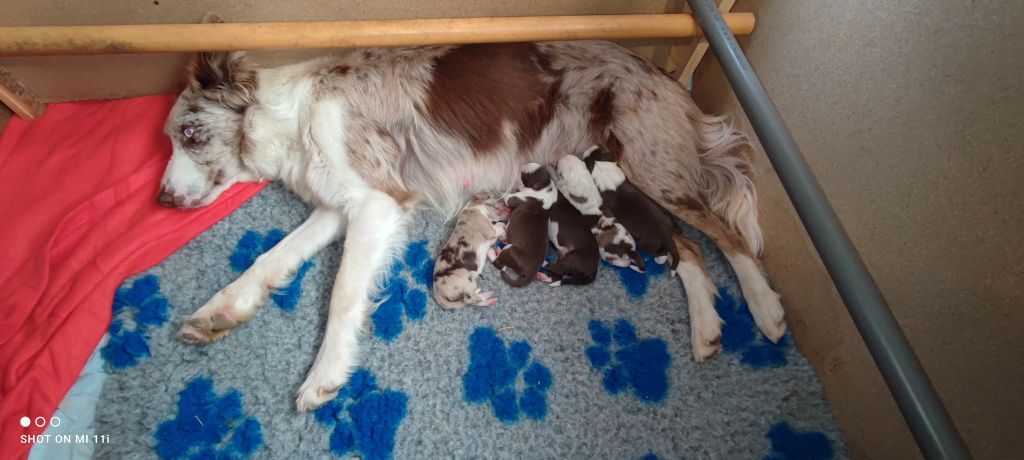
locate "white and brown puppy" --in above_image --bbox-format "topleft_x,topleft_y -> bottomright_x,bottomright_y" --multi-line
433,195 -> 506,309
490,163 -> 557,287
545,189 -> 599,286
554,155 -> 645,271
583,146 -> 679,267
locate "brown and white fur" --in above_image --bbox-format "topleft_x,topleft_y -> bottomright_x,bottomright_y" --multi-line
583,145 -> 679,268
489,163 -> 557,287
545,188 -> 599,286
432,194 -> 505,309
554,155 -> 644,270
159,37 -> 784,410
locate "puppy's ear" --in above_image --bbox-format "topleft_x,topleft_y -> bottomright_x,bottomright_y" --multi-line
188,50 -> 256,111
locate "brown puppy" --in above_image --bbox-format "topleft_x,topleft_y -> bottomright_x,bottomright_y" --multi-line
490,163 -> 557,287
545,190 -> 599,286
583,146 -> 679,268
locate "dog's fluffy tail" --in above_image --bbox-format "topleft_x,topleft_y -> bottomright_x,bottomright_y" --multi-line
695,114 -> 762,255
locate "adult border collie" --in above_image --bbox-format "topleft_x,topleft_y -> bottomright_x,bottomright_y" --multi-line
159,38 -> 785,411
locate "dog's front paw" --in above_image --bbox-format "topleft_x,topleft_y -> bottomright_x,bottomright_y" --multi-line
296,368 -> 349,412
176,311 -> 236,344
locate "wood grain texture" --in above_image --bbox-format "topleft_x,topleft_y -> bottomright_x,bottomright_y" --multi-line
0,13 -> 755,56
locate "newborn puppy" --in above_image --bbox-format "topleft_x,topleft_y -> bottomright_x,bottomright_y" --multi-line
583,146 -> 679,267
555,155 -> 645,271
433,194 -> 505,309
490,163 -> 557,287
545,190 -> 599,286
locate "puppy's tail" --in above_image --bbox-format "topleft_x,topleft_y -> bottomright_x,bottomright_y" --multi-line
695,113 -> 762,255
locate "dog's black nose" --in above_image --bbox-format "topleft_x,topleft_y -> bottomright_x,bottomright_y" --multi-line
157,190 -> 176,207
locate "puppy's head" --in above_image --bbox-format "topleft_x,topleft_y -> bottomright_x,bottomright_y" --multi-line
468,193 -> 507,222
158,44 -> 260,209
581,145 -> 615,172
520,163 -> 552,190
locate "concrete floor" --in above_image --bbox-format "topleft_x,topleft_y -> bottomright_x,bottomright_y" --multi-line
692,1 -> 1024,459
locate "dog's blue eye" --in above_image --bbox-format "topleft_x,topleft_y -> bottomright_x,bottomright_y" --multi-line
183,127 -> 194,138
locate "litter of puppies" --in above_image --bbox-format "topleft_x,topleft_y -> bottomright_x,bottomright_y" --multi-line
435,146 -> 685,308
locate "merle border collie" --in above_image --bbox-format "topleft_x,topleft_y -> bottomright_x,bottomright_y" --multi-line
159,31 -> 784,410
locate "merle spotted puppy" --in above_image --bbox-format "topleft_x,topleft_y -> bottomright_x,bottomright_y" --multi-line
545,189 -> 600,286
432,194 -> 506,309
583,146 -> 679,268
490,163 -> 557,287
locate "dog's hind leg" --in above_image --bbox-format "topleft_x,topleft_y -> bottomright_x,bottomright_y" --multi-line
672,233 -> 724,361
296,190 -> 408,411
668,200 -> 785,343
177,207 -> 346,344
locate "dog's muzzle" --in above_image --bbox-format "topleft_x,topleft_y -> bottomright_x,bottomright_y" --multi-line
157,188 -> 183,208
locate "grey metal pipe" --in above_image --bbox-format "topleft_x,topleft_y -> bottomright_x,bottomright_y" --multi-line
684,1 -> 971,459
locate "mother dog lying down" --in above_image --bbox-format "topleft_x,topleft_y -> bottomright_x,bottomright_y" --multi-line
158,39 -> 786,411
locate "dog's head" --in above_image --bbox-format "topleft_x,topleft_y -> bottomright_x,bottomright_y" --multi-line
158,48 -> 259,208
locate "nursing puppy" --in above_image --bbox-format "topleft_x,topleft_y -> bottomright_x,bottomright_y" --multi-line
583,146 -> 679,267
433,195 -> 505,309
545,190 -> 599,286
555,155 -> 645,271
490,163 -> 557,287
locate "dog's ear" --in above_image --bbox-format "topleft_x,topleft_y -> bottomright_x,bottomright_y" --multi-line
188,50 -> 256,112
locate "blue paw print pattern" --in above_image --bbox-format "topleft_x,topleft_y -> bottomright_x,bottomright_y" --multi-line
313,368 -> 409,460
586,319 -> 671,403
716,287 -> 791,369
764,421 -> 833,460
101,274 -> 170,369
603,253 -> 668,298
370,240 -> 432,341
154,376 -> 264,460
230,228 -> 314,312
463,327 -> 554,423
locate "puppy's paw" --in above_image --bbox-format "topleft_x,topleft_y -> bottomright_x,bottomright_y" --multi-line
628,264 -> 645,273
491,221 -> 507,238
535,272 -> 553,283
487,247 -> 500,262
476,291 -> 498,307
654,255 -> 668,265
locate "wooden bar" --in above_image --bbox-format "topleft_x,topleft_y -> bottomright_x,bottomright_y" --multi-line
0,67 -> 45,119
0,13 -> 755,56
679,0 -> 737,85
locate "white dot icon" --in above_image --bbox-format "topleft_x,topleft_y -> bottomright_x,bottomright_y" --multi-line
19,417 -> 30,428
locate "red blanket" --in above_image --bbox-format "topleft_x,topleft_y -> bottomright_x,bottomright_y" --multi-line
0,96 -> 265,459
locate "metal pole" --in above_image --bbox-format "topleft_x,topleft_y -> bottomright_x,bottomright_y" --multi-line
684,1 -> 971,459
